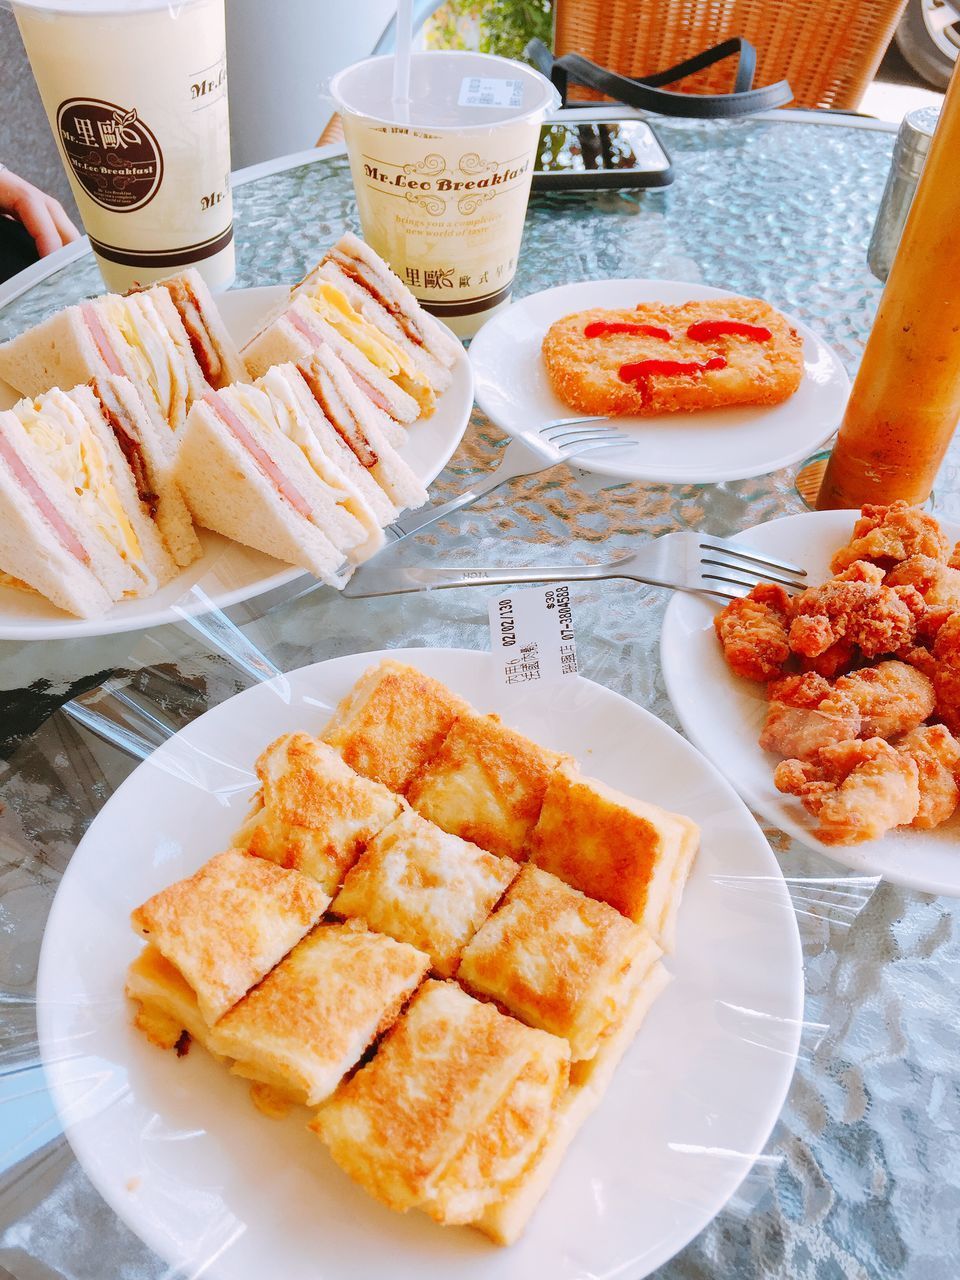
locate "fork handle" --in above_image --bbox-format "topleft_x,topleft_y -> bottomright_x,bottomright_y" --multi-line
407,562 -> 627,590
388,465 -> 512,540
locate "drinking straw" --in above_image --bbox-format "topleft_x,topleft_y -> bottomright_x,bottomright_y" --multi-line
392,0 -> 413,122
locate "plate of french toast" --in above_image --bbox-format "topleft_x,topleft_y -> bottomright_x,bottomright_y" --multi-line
36,649 -> 802,1280
469,277 -> 849,484
0,232 -> 473,638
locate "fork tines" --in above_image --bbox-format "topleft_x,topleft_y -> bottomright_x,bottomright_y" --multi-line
698,538 -> 807,600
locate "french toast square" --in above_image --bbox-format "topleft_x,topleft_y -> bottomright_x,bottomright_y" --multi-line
457,864 -> 661,1061
129,848 -> 329,1024
321,659 -> 471,794
407,712 -> 566,859
234,732 -> 402,894
310,979 -> 569,1229
528,760 -> 700,951
332,807 -> 519,977
208,919 -> 429,1106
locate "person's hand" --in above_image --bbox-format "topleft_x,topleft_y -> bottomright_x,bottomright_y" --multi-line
0,165 -> 80,257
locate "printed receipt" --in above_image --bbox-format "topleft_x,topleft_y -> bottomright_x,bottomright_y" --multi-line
458,76 -> 524,109
488,585 -> 579,689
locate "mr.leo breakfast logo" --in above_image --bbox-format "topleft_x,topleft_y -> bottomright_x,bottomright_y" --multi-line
57,98 -> 164,213
361,150 -> 530,217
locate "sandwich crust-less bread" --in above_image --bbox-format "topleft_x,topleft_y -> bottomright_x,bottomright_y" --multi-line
257,363 -> 389,560
0,410 -> 118,618
457,864 -> 662,1061
86,374 -> 202,570
235,733 -> 402,894
130,848 -> 329,1024
243,294 -> 420,438
310,979 -> 570,1228
542,299 -> 804,416
407,713 -> 565,859
174,389 -> 357,585
0,403 -> 145,608
321,659 -> 472,794
528,761 -> 700,951
332,807 -> 520,977
208,920 -> 429,1106
149,267 -> 247,391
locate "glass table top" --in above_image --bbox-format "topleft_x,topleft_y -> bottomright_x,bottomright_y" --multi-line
2,111 -> 959,1280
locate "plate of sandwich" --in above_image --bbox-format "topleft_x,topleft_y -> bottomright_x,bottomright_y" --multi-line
36,648 -> 803,1280
0,232 -> 474,639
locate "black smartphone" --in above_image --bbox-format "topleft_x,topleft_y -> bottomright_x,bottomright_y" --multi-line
532,120 -> 674,191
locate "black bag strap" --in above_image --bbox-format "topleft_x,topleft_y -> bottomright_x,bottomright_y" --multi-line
525,36 -> 793,119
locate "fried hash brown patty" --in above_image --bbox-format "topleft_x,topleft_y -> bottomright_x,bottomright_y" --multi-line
541,299 -> 804,416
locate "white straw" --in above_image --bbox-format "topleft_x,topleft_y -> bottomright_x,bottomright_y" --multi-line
392,0 -> 413,122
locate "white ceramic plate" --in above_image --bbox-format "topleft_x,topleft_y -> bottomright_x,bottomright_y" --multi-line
469,278 -> 849,484
662,510 -> 960,893
36,648 -> 802,1280
0,286 -> 473,640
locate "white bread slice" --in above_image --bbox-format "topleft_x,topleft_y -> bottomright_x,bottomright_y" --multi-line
9,390 -> 156,598
266,363 -> 397,526
0,410 -> 140,614
86,375 -> 202,570
96,293 -> 193,442
320,231 -> 461,378
148,267 -> 247,389
297,352 -> 427,512
174,391 -> 358,584
245,299 -> 419,439
257,364 -> 387,560
66,381 -> 185,588
0,305 -> 104,399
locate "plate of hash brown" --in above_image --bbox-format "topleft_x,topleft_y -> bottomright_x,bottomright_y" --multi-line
469,278 -> 849,484
36,648 -> 801,1280
662,505 -> 960,893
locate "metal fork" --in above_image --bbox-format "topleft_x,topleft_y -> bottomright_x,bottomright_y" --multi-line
383,416 -> 634,542
341,530 -> 808,601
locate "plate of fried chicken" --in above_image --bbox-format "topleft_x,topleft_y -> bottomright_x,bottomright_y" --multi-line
661,502 -> 960,892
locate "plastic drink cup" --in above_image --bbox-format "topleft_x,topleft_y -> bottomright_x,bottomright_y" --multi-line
330,50 -> 559,338
817,64 -> 960,508
12,0 -> 235,293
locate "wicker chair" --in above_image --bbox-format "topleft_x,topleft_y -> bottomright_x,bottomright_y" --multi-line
553,0 -> 909,111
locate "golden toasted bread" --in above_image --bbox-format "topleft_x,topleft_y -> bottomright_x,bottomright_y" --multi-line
209,920 -> 429,1106
125,945 -> 218,1056
322,659 -> 471,794
407,712 -> 565,858
528,761 -> 700,951
311,979 -> 569,1228
235,732 -> 402,894
457,864 -> 661,1061
542,298 -> 803,416
130,848 -> 329,1024
332,807 -> 519,977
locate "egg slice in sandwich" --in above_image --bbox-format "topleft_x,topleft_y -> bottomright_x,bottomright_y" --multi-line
244,287 -> 424,439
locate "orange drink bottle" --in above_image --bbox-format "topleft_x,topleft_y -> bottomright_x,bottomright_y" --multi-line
817,65 -> 960,509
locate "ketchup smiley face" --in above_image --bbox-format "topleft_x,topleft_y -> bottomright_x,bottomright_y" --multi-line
619,355 -> 727,384
584,320 -> 672,340
686,319 -> 772,343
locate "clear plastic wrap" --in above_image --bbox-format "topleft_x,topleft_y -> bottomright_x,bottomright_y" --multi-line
0,549 -> 882,1280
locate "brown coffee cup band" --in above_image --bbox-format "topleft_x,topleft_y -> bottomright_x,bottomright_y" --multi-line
87,224 -> 233,269
419,282 -> 513,318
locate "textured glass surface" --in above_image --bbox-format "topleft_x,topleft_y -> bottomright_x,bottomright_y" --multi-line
2,117 -> 960,1280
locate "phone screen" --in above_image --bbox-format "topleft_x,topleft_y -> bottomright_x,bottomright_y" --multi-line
536,122 -> 670,175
